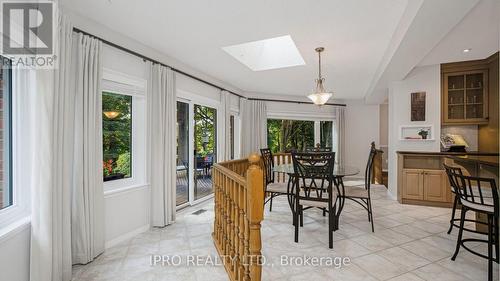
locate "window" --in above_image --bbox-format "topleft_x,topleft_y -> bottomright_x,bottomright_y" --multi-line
102,92 -> 132,181
267,119 -> 315,153
320,121 -> 333,148
0,61 -> 12,210
267,118 -> 335,153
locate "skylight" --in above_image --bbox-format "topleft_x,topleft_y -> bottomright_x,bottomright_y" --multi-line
222,35 -> 305,71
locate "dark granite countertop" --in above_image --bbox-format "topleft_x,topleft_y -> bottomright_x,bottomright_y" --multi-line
397,151 -> 499,156
446,155 -> 499,167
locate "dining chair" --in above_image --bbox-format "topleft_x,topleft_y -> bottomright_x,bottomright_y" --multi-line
342,143 -> 377,232
291,151 -> 337,248
260,148 -> 289,212
445,166 -> 499,281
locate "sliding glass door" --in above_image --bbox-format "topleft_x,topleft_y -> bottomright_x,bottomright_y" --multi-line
176,100 -> 218,208
193,104 -> 217,200
176,101 -> 190,206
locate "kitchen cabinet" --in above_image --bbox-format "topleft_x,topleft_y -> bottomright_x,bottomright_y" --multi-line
401,168 -> 448,203
397,152 -> 452,207
442,70 -> 489,124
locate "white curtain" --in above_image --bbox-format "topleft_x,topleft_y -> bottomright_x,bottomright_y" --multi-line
71,33 -> 105,264
148,62 -> 176,227
29,16 -> 74,281
220,91 -> 232,161
240,99 -> 267,157
334,106 -> 346,167
29,15 -> 105,281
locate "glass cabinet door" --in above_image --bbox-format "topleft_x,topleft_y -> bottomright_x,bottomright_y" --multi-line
443,70 -> 488,124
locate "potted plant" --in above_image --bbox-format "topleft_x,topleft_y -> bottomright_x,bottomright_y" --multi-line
418,129 -> 430,139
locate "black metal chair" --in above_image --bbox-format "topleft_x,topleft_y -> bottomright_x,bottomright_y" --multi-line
342,142 -> 377,232
445,164 -> 499,281
260,148 -> 289,212
291,151 -> 337,248
444,164 -> 464,234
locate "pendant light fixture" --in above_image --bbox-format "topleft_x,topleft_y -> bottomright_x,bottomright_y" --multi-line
307,47 -> 333,105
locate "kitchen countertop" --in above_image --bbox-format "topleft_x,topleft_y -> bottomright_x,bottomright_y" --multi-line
446,155 -> 499,167
396,151 -> 499,156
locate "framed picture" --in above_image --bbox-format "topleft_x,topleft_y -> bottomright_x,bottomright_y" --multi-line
411,92 -> 426,121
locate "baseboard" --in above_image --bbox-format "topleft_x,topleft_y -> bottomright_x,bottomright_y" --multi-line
105,224 -> 150,249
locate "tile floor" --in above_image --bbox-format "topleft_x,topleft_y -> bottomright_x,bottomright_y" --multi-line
72,185 -> 498,281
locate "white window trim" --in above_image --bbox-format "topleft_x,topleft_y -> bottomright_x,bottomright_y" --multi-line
102,68 -> 148,194
0,67 -> 30,231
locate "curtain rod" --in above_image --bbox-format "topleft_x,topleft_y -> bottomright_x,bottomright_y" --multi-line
72,27 -> 346,107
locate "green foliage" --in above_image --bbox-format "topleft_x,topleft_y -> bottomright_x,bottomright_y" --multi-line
102,92 -> 132,177
115,152 -> 131,177
194,105 -> 216,157
267,119 -> 315,153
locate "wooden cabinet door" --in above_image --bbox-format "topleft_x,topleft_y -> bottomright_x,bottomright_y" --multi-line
402,169 -> 423,200
423,170 -> 447,202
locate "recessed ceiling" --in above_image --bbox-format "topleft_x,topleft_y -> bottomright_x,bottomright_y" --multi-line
61,0 -> 410,99
222,35 -> 305,71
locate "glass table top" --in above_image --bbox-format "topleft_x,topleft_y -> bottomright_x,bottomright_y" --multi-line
272,163 -> 360,177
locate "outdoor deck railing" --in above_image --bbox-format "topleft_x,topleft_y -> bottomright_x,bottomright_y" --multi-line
212,153 -> 264,281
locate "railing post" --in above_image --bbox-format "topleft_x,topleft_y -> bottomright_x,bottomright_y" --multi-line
246,153 -> 264,281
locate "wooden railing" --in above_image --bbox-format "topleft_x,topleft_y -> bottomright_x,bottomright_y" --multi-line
212,153 -> 264,281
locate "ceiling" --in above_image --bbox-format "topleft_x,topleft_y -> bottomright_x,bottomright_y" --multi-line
61,0 -> 498,101
61,0 -> 409,99
419,0 -> 499,66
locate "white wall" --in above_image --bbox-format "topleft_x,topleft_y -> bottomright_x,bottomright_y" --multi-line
266,101 -> 337,120
388,65 -> 441,198
0,224 -> 30,281
345,100 -> 380,177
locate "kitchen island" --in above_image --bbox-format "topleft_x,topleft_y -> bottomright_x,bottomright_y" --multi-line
397,151 -> 498,207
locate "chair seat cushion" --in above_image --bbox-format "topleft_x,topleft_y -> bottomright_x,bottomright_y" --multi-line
344,186 -> 369,198
266,182 -> 288,194
461,199 -> 494,214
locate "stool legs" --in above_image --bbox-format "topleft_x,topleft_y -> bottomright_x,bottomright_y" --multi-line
452,207 -> 466,261
487,214 -> 493,281
447,195 -> 458,234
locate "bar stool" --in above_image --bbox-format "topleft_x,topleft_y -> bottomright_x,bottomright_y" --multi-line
444,164 -> 499,281
444,165 -> 463,234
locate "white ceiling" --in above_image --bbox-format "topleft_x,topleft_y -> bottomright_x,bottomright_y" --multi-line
419,0 -> 499,66
61,0 -> 498,101
62,0 -> 409,100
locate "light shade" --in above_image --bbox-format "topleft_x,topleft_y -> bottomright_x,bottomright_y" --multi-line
103,111 -> 120,119
308,78 -> 333,105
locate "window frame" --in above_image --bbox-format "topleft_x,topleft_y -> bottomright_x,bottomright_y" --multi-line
102,68 -> 147,194
0,61 -> 31,231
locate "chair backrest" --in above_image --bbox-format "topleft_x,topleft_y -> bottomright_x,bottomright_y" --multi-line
443,163 -> 464,194
446,166 -> 498,216
291,151 -> 336,204
363,142 -> 378,190
260,148 -> 275,185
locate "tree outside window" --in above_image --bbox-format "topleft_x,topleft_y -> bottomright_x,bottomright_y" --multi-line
267,119 -> 315,153
102,92 -> 132,181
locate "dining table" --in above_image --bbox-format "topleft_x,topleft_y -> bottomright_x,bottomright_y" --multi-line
272,163 -> 360,230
